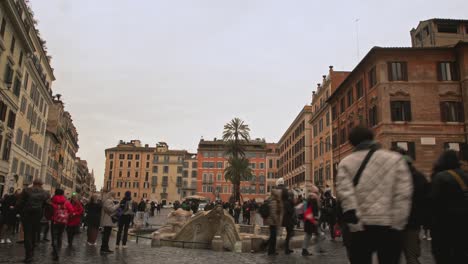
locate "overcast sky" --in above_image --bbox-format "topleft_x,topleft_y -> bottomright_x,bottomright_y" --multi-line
31,0 -> 467,188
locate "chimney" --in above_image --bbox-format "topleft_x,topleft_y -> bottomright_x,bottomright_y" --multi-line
329,65 -> 334,73
322,75 -> 326,81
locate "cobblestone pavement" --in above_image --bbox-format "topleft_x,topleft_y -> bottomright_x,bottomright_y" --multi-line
0,210 -> 435,264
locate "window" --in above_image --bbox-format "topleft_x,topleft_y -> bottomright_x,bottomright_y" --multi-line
19,51 -> 23,66
135,154 -> 140,160
135,171 -> 139,178
163,166 -> 169,173
438,62 -> 458,81
319,141 -> 324,155
4,64 -> 13,85
437,23 -> 458,33
325,111 -> 330,126
151,176 -> 158,186
192,162 -> 197,168
136,161 -> 139,167
217,173 -> 222,181
146,162 -> 149,168
444,142 -> 461,152
314,145 -> 318,159
127,154 -> 133,160
340,98 -> 346,113
127,171 -> 130,177
191,170 -> 197,178
2,138 -> 11,161
269,159 -> 273,169
127,161 -> 131,167
16,128 -> 23,145
355,80 -> 363,99
313,124 -> 318,137
119,161 -> 123,167
391,141 -> 416,160
347,89 -> 354,106
119,154 -> 125,159
7,110 -> 15,129
216,162 -> 223,169
20,97 -> 26,114
318,118 -> 323,133
325,136 -> 330,152
331,105 -> 337,120
177,166 -> 183,173
388,62 -> 408,81
152,166 -> 158,173
1,101 -> 9,122
391,101 -> 412,121
0,18 -> 6,38
369,105 -> 378,127
145,172 -> 149,181
119,171 -> 122,177
340,128 -> 346,145
12,77 -> 20,97
259,162 -> 265,169
440,101 -> 463,122
10,36 -> 15,54
368,67 -> 377,88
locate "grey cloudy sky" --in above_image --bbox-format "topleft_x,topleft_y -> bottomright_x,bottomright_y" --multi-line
31,0 -> 467,188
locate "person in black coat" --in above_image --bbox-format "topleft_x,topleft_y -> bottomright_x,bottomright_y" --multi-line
0,188 -> 17,244
392,147 -> 430,264
431,150 -> 468,264
85,194 -> 102,245
280,184 -> 295,255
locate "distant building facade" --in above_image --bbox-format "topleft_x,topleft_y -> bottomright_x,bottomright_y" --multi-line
310,67 -> 349,193
328,42 -> 468,176
265,143 -> 279,193
411,18 -> 468,48
277,106 -> 313,193
104,141 -> 194,204
197,139 -> 268,202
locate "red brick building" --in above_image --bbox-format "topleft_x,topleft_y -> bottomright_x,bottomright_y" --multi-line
196,139 -> 269,202
328,42 -> 468,176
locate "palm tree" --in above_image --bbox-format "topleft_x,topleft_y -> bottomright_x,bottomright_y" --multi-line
223,118 -> 251,202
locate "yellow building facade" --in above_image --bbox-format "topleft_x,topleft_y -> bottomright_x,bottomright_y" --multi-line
104,141 -> 194,204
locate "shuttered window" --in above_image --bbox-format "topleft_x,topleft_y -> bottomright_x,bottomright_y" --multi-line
388,62 -> 408,81
391,101 -> 412,121
440,101 -> 463,122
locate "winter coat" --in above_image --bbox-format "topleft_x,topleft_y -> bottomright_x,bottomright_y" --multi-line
100,197 -> 120,227
120,198 -> 134,215
137,201 -> 146,212
336,146 -> 413,232
406,163 -> 430,229
85,202 -> 102,228
51,195 -> 74,224
68,200 -> 84,227
1,194 -> 17,225
431,168 -> 468,229
16,186 -> 49,215
264,188 -> 283,226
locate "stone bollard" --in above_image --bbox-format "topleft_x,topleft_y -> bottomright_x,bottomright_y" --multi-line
151,231 -> 161,248
212,235 -> 223,252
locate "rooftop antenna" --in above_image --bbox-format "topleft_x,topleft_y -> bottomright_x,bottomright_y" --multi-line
355,18 -> 360,61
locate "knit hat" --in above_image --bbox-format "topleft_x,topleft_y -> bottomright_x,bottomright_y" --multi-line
276,177 -> 284,186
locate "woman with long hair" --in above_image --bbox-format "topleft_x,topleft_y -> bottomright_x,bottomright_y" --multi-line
86,194 -> 102,245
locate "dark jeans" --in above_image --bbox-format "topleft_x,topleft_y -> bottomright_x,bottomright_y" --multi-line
101,226 -> 112,251
268,226 -> 277,254
349,226 -> 402,264
21,210 -> 42,259
432,227 -> 468,264
67,226 -> 79,246
329,221 -> 336,239
116,215 -> 131,246
284,225 -> 294,252
51,224 -> 66,258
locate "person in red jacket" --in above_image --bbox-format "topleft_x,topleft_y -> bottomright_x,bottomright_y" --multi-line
67,193 -> 84,247
50,189 -> 73,261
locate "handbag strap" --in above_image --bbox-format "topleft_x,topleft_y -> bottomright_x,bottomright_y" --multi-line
353,148 -> 377,186
447,170 -> 468,191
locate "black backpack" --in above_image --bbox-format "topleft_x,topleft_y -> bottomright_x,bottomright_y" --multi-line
259,199 -> 270,218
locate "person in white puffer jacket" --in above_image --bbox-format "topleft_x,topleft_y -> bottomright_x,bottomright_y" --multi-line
336,126 -> 413,264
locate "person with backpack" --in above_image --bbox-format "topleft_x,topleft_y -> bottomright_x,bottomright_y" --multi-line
336,126 -> 412,264
264,179 -> 283,256
16,179 -> 50,263
50,189 -> 74,261
116,191 -> 134,249
431,150 -> 468,264
66,193 -> 83,247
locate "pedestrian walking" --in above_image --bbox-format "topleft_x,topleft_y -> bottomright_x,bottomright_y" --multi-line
302,185 -> 320,256
85,194 -> 102,245
150,201 -> 156,217
392,147 -> 430,264
336,126 -> 412,264
322,190 -> 338,241
100,191 -> 119,254
431,150 -> 468,264
234,203 -> 241,224
264,179 -> 283,256
116,191 -> 134,249
50,189 -> 73,261
16,179 -> 50,263
156,203 -> 161,215
0,187 -> 17,244
66,193 -> 83,247
278,179 -> 295,255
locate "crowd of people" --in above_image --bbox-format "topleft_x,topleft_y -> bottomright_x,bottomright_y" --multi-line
1,126 -> 468,264
260,126 -> 468,264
